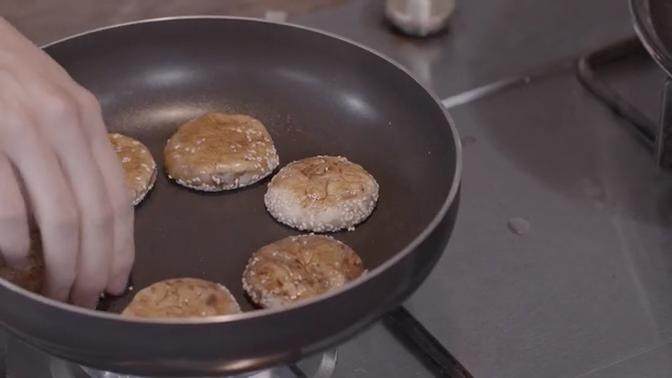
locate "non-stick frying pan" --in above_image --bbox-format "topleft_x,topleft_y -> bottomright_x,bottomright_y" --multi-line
631,0 -> 672,75
0,17 -> 461,376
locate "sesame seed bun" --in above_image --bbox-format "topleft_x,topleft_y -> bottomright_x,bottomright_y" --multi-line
242,234 -> 365,309
109,133 -> 157,206
164,113 -> 279,191
122,278 -> 241,318
0,232 -> 43,293
264,156 -> 378,232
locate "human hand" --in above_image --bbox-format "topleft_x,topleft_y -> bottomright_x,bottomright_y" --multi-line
0,18 -> 134,308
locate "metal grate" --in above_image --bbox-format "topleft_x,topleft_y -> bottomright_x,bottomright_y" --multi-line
382,307 -> 473,378
576,36 -> 672,168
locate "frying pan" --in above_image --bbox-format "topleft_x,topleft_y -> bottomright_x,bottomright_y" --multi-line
631,0 -> 672,75
0,17 -> 461,376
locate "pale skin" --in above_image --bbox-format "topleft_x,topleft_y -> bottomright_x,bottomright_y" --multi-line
0,18 -> 134,308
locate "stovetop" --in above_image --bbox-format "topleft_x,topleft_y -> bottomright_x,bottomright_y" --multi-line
5,0 -> 672,377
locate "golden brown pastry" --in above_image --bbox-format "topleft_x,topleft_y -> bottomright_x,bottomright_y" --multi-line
0,232 -> 44,293
122,278 -> 241,318
242,235 -> 365,309
109,133 -> 157,206
164,113 -> 279,191
264,156 -> 379,232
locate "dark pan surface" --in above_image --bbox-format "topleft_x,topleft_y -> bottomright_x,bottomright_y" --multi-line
45,17 -> 457,313
0,17 -> 460,375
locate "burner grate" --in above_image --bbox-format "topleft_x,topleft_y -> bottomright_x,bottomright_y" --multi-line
577,36 -> 672,167
383,307 -> 473,378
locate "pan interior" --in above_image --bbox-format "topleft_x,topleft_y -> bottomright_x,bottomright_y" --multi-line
44,18 -> 457,313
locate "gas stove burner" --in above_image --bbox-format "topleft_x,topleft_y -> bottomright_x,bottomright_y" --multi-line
80,368 -> 273,378
4,307 -> 471,377
79,367 -> 273,378
48,350 -> 337,378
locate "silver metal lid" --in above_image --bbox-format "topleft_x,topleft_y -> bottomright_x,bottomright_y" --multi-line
385,0 -> 456,37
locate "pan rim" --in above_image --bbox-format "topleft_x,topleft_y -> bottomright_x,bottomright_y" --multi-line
630,0 -> 672,76
2,15 -> 462,325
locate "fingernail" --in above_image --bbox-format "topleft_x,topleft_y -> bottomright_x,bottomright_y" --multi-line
6,256 -> 30,271
106,280 -> 128,296
70,292 -> 99,309
43,284 -> 69,303
106,271 -> 130,296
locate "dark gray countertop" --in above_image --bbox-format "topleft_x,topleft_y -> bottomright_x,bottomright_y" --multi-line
3,1 -> 670,377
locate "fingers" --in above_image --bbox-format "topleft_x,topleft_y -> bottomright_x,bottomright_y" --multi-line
0,19 -> 70,81
0,22 -> 133,307
0,153 -> 30,269
1,112 -> 79,302
31,88 -> 114,308
70,88 -> 134,295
